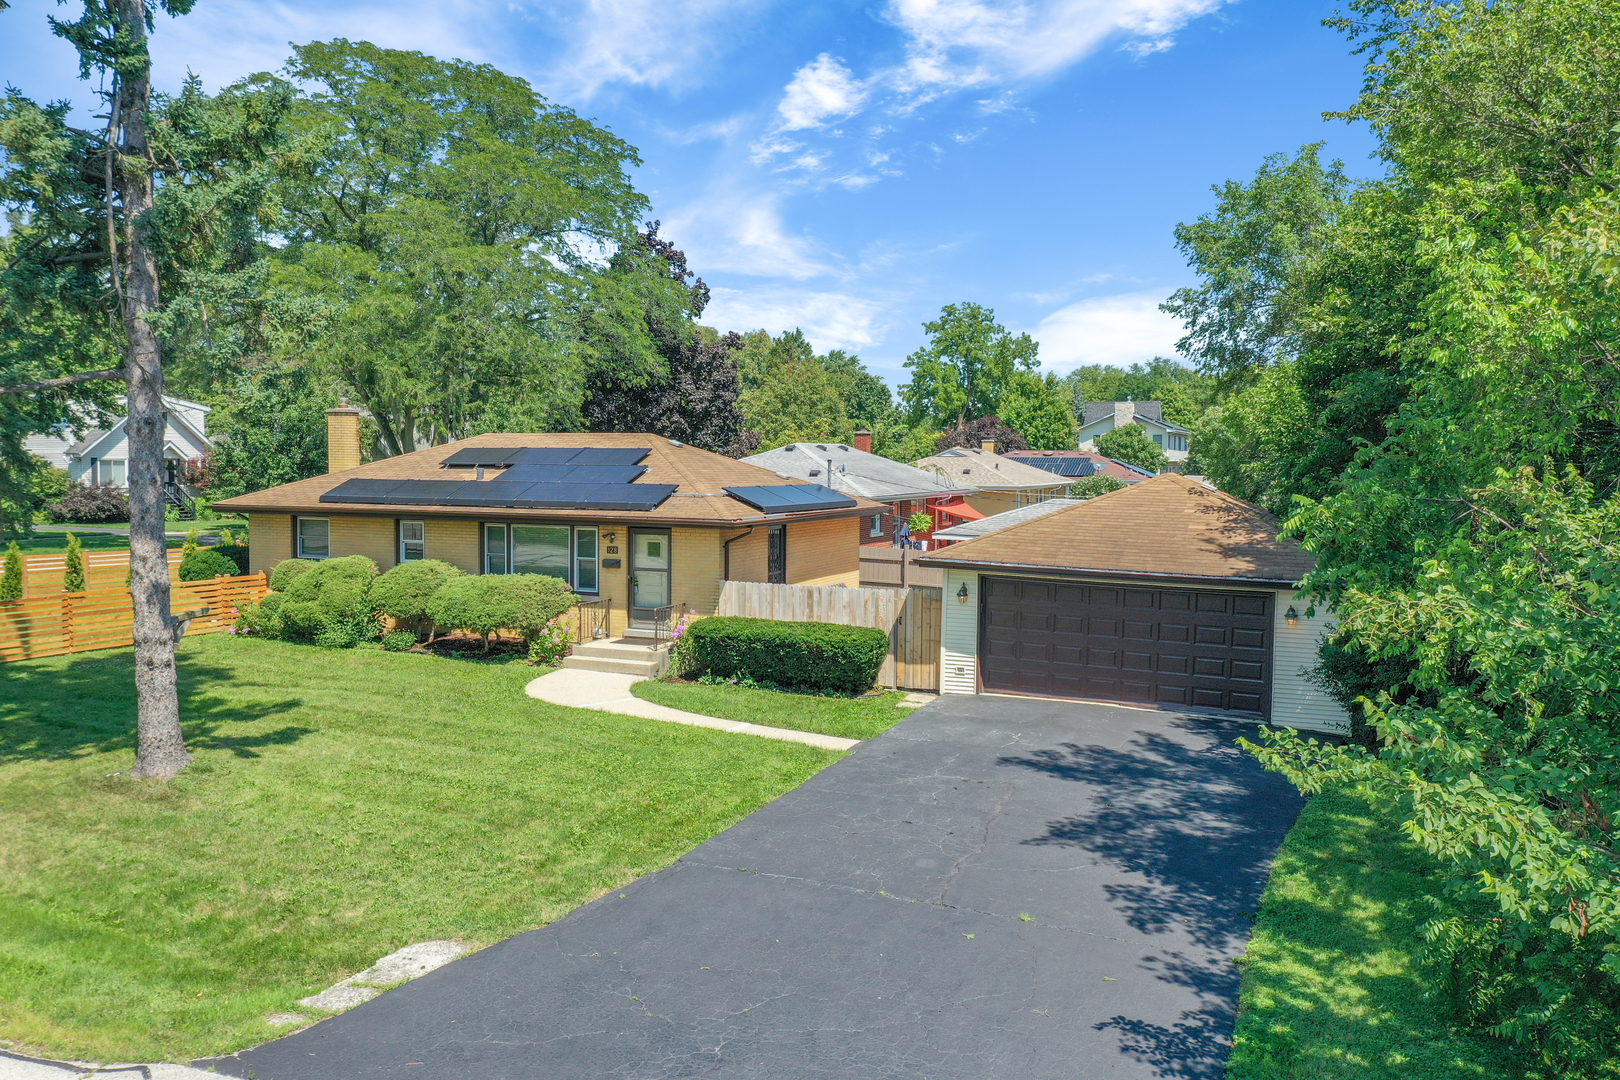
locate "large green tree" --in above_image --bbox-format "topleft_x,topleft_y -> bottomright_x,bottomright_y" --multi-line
270,41 -> 685,454
0,0 -> 288,778
899,302 -> 1039,430
999,372 -> 1077,450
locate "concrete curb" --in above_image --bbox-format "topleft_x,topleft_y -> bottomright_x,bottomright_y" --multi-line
524,668 -> 861,752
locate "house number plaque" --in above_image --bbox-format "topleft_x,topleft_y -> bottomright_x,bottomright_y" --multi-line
606,545 -> 619,554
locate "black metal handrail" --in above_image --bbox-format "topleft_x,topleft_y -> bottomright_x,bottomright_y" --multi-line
575,597 -> 611,643
162,481 -> 196,521
650,601 -> 684,648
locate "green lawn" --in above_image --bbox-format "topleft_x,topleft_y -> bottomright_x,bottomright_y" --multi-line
1227,788 -> 1530,1079
632,678 -> 917,741
0,636 -> 840,1062
10,533 -> 186,555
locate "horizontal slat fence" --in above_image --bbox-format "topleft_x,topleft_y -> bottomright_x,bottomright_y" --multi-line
716,580 -> 941,691
858,546 -> 944,589
0,572 -> 269,663
2,549 -> 185,597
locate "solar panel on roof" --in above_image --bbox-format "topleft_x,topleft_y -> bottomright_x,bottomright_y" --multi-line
505,447 -> 586,466
498,464 -> 647,485
322,476 -> 677,511
440,447 -> 527,468
567,448 -> 650,466
318,478 -> 408,504
723,484 -> 857,514
506,482 -> 675,511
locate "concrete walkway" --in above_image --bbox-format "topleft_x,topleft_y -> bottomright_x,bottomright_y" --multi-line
524,667 -> 861,751
0,1051 -> 216,1080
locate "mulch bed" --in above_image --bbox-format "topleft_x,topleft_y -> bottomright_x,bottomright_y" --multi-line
413,634 -> 530,660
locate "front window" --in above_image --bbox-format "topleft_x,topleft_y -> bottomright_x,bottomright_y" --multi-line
1151,432 -> 1164,447
574,527 -> 599,593
484,524 -> 507,574
297,517 -> 330,559
512,524 -> 570,578
400,521 -> 425,562
108,459 -> 128,487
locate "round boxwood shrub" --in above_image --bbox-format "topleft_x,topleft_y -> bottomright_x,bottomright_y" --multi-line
371,559 -> 463,638
425,574 -> 576,649
210,543 -> 250,575
279,555 -> 378,639
270,558 -> 318,592
178,549 -> 240,581
686,616 -> 888,694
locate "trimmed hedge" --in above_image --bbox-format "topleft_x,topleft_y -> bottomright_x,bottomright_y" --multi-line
270,558 -> 318,592
278,556 -> 378,639
211,543 -> 250,575
425,573 -> 576,649
178,549 -> 240,581
371,559 -> 463,633
685,616 -> 888,694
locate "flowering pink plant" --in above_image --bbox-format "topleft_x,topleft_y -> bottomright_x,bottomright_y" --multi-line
527,615 -> 573,665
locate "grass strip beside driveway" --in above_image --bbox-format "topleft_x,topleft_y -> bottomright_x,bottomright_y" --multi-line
631,679 -> 915,741
0,636 -> 839,1062
1227,788 -> 1531,1079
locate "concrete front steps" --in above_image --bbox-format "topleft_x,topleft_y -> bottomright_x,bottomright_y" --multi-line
562,637 -> 672,678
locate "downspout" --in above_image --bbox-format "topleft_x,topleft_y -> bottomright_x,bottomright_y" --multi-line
723,526 -> 757,582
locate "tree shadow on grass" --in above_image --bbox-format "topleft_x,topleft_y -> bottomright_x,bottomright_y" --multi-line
998,716 -> 1306,1078
0,648 -> 307,766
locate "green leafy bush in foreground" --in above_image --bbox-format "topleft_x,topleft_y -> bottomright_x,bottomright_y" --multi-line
685,616 -> 888,693
426,574 -> 576,649
371,559 -> 463,640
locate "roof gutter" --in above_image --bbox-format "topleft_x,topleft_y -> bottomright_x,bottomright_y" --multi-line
912,556 -> 1302,590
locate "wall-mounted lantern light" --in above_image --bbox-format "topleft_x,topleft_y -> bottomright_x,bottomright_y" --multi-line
1285,605 -> 1299,622
603,531 -> 617,543
957,582 -> 970,604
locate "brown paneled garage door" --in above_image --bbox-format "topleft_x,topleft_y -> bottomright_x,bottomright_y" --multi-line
980,577 -> 1272,716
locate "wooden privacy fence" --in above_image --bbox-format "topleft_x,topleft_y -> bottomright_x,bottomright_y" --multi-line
858,546 -> 944,589
2,549 -> 185,597
716,580 -> 942,691
0,572 -> 269,663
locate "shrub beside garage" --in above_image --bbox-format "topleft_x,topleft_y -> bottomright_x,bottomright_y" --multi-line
685,616 -> 888,694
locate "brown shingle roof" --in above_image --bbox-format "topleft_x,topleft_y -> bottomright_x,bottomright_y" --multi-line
919,474 -> 1315,585
211,433 -> 883,526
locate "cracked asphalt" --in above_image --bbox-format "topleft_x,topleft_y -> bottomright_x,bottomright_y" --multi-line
201,694 -> 1303,1080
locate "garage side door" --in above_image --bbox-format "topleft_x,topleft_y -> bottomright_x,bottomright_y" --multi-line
979,577 -> 1272,716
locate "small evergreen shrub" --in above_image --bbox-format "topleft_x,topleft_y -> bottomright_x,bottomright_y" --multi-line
371,560 -> 463,637
381,630 -> 418,652
278,556 -> 378,640
211,543 -> 250,575
269,558 -> 318,592
179,549 -> 240,581
685,616 -> 888,693
180,528 -> 200,563
0,541 -> 22,601
45,482 -> 129,524
62,533 -> 85,592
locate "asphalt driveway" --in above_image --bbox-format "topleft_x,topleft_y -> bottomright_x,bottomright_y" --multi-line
204,695 -> 1303,1080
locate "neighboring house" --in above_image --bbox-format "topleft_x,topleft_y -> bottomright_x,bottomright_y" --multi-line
24,395 -> 213,490
919,473 -> 1349,734
212,413 -> 882,639
931,498 -> 1080,544
911,446 -> 1072,518
743,436 -> 978,547
1075,401 -> 1190,463
1001,449 -> 1155,485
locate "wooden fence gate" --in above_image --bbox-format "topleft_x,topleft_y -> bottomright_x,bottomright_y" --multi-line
715,580 -> 941,691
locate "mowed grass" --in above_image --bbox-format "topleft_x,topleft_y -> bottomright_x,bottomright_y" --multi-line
10,533 -> 184,555
1226,788 -> 1530,1079
632,679 -> 918,740
0,635 -> 840,1062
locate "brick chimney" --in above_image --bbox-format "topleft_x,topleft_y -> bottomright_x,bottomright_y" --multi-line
853,428 -> 872,453
326,399 -> 362,473
980,438 -> 995,452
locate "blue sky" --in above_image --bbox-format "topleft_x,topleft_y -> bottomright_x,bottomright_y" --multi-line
3,0 -> 1378,390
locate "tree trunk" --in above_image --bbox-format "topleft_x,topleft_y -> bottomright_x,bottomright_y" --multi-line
116,0 -> 191,780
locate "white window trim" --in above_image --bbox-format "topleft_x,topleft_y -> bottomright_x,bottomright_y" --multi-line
869,514 -> 883,537
573,526 -> 600,594
400,520 -> 426,563
483,523 -> 508,575
296,517 -> 330,560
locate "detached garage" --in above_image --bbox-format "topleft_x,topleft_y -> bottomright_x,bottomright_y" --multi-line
919,475 -> 1349,733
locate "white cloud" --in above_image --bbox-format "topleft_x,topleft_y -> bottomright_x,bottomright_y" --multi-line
887,0 -> 1231,90
662,188 -> 833,280
550,0 -> 767,98
776,53 -> 869,131
703,286 -> 889,352
1032,288 -> 1186,371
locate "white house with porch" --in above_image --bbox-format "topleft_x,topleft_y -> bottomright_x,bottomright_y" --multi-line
24,395 -> 212,513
